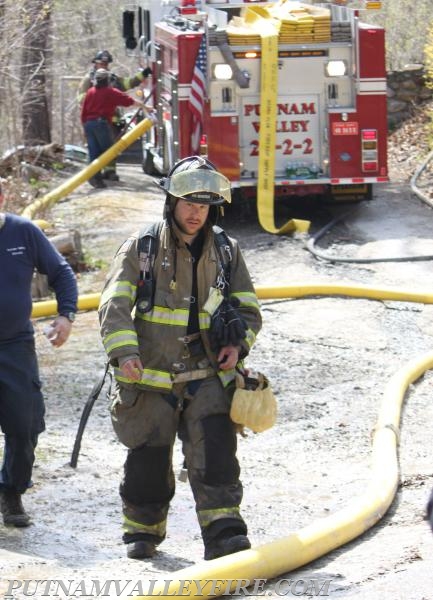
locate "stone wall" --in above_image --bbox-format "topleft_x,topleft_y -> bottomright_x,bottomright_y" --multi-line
387,65 -> 432,129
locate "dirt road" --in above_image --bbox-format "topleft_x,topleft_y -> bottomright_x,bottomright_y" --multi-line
1,167 -> 433,600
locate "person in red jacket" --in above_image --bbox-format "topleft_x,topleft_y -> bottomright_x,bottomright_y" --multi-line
81,69 -> 145,188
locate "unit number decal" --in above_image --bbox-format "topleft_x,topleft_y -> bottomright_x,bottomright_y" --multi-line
250,137 -> 313,156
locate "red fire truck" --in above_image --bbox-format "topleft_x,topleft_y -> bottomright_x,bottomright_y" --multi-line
122,0 -> 387,232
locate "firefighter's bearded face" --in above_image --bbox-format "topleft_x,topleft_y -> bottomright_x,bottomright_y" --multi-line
163,157 -> 232,231
173,199 -> 210,236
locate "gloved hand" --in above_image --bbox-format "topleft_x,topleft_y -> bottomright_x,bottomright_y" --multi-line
141,66 -> 153,78
209,298 -> 247,350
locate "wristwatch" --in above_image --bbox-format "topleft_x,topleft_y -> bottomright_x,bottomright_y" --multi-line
60,312 -> 76,323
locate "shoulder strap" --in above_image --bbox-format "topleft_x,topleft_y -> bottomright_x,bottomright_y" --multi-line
137,221 -> 162,278
135,221 -> 162,313
212,225 -> 232,293
135,223 -> 232,310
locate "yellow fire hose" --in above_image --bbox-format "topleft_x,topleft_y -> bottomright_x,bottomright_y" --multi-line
31,282 -> 433,318
123,350 -> 433,600
30,282 -> 432,597
31,292 -> 100,318
21,116 -> 155,220
245,5 -> 310,235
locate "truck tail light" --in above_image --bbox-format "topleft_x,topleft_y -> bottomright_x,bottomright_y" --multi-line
361,129 -> 378,172
199,134 -> 208,156
180,0 -> 197,15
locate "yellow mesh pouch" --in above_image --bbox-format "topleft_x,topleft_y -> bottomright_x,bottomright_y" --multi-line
230,370 -> 277,433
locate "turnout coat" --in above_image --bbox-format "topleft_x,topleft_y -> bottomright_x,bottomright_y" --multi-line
98,219 -> 262,393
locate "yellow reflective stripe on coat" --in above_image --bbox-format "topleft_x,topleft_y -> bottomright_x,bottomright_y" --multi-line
217,368 -> 236,388
103,330 -> 138,354
231,291 -> 261,310
199,311 -> 211,330
100,280 -> 136,307
123,516 -> 167,537
136,305 -> 189,327
114,366 -> 173,390
244,327 -> 256,350
197,506 -> 241,528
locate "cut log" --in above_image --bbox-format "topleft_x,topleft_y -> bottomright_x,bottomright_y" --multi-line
31,229 -> 83,300
0,143 -> 65,176
50,230 -> 83,258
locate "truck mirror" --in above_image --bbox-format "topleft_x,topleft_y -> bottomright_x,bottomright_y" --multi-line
122,10 -> 136,47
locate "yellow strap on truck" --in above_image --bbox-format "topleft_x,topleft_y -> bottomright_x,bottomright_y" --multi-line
243,6 -> 310,235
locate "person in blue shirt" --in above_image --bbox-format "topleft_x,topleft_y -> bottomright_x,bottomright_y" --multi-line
0,181 -> 78,527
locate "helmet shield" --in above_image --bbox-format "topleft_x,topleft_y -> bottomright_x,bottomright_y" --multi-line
164,170 -> 231,205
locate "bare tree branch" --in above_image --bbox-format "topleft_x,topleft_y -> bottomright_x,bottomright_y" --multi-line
21,0 -> 53,145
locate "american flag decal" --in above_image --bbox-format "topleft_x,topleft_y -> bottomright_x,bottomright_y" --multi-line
188,34 -> 207,154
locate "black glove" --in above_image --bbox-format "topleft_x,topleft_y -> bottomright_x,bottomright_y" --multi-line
141,67 -> 152,78
110,73 -> 120,87
209,298 -> 247,351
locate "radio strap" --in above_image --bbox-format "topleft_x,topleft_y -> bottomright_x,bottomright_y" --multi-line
136,223 -> 232,312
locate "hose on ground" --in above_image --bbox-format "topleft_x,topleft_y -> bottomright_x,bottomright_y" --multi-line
306,206 -> 433,264
410,148 -> 433,207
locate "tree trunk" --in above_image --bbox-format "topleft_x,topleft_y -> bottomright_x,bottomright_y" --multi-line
21,0 -> 53,145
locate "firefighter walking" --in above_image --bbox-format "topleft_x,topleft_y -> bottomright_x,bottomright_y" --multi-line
98,156 -> 262,560
77,49 -> 152,182
80,69 -> 146,188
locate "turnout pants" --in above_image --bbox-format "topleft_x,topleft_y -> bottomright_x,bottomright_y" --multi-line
110,375 -> 246,544
0,339 -> 45,494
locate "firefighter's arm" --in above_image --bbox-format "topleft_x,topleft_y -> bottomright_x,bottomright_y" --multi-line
98,236 -> 141,366
118,67 -> 152,91
77,74 -> 91,105
228,240 -> 262,357
208,242 -> 261,357
130,67 -> 152,89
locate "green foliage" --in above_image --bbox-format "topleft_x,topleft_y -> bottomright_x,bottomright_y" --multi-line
425,21 -> 433,90
81,250 -> 107,271
423,21 -> 433,148
364,0 -> 433,70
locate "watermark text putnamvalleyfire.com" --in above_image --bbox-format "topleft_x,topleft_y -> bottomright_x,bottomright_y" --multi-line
2,578 -> 332,598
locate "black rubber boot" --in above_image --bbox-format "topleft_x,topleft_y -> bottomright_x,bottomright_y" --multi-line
125,534 -> 159,560
204,532 -> 251,561
127,540 -> 157,559
89,176 -> 107,189
103,171 -> 120,182
202,520 -> 250,561
0,490 -> 31,527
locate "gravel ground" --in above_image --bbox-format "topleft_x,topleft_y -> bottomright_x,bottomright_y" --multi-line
1,158 -> 433,600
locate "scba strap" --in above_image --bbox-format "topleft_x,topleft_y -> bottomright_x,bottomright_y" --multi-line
212,225 -> 232,297
135,223 -> 232,314
136,222 -> 162,314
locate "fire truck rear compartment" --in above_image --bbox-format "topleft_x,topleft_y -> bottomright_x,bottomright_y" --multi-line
128,1 -> 388,219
